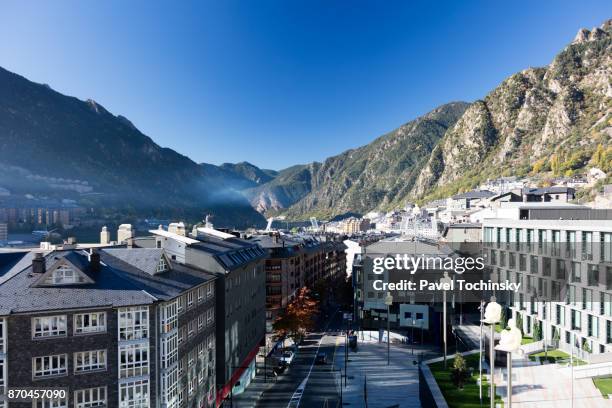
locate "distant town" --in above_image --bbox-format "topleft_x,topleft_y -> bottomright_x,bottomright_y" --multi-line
0,173 -> 611,407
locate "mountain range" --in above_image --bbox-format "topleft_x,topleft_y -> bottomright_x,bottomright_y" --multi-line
247,19 -> 612,218
0,20 -> 610,225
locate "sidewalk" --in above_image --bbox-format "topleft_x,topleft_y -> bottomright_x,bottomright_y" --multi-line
232,376 -> 276,407
333,334 -> 429,408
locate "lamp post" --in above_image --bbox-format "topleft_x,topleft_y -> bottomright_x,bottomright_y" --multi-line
570,331 -> 574,408
439,272 -> 453,367
384,292 -> 393,366
478,299 -> 485,403
482,297 -> 501,408
495,318 -> 523,408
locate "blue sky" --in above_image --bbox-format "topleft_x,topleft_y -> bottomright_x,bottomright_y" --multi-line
1,1 -> 609,170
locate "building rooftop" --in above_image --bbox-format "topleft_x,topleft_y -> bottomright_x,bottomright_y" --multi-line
0,250 -> 155,315
0,247 -> 218,315
101,248 -> 216,301
451,190 -> 495,200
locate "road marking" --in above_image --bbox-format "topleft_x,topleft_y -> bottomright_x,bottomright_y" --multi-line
286,307 -> 339,408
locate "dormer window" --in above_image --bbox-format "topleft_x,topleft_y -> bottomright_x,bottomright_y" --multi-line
156,257 -> 169,273
42,265 -> 86,285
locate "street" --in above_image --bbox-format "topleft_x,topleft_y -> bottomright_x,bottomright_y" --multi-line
256,308 -> 344,408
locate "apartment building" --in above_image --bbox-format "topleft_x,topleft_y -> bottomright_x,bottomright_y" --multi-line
0,247 -> 217,408
249,233 -> 346,333
354,237 -> 450,339
341,217 -> 370,235
137,227 -> 267,406
483,213 -> 612,358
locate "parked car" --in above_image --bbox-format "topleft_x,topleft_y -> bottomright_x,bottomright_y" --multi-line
279,351 -> 295,365
315,352 -> 327,364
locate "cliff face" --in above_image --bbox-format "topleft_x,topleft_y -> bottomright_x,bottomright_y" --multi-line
412,20 -> 612,201
246,102 -> 469,218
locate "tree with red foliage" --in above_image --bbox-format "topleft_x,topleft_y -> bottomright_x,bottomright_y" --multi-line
273,287 -> 319,344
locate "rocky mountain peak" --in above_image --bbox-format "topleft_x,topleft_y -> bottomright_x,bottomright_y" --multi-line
572,21 -> 611,44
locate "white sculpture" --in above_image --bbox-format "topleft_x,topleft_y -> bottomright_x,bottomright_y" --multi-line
482,300 -> 501,324
495,318 -> 523,354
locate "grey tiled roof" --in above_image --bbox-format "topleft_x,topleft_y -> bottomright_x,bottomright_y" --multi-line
100,249 -> 216,301
103,248 -> 164,276
0,250 -> 155,315
451,190 -> 495,200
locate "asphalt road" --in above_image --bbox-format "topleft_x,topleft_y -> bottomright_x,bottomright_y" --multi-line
256,308 -> 344,408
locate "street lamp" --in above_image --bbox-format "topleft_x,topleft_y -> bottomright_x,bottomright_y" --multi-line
439,272 -> 453,367
384,292 -> 393,366
478,300 -> 485,403
495,318 -> 523,408
482,296 -> 501,408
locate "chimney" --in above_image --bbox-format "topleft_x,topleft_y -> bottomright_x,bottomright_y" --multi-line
32,253 -> 46,274
89,249 -> 101,273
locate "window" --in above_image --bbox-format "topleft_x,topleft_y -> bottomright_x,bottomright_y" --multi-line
74,387 -> 106,408
74,312 -> 106,334
161,333 -> 178,369
188,320 -> 195,338
198,314 -> 204,330
603,232 -> 612,263
42,265 -> 86,285
0,318 -> 5,353
567,230 -> 577,258
33,398 -> 68,408
32,315 -> 66,338
119,379 -> 149,408
119,307 -> 149,341
588,315 -> 599,338
556,259 -> 566,280
74,350 -> 106,373
207,283 -> 213,299
33,354 -> 67,378
187,291 -> 194,308
542,257 -> 551,276
530,256 -> 538,274
556,305 -> 565,326
197,287 -> 204,302
177,296 -> 185,314
160,302 -> 177,333
156,257 -> 169,273
206,308 -> 214,326
571,262 -> 581,283
572,310 -> 581,330
161,367 -> 178,405
582,231 -> 593,260
583,289 -> 593,311
120,343 -> 149,378
519,254 -> 527,271
587,264 -> 599,287
603,293 -> 612,317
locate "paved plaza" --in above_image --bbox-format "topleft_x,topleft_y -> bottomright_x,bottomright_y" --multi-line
332,331 -> 428,408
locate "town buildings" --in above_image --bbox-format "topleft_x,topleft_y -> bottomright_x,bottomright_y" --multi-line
0,247 -> 217,408
250,233 -> 347,333
483,209 -> 612,358
135,227 -> 267,406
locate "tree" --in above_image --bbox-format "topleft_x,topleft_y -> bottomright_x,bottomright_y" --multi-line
499,307 -> 508,331
550,154 -> 561,176
582,339 -> 591,354
273,287 -> 319,344
451,353 -> 468,389
552,326 -> 560,347
515,313 -> 523,336
533,321 -> 542,342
